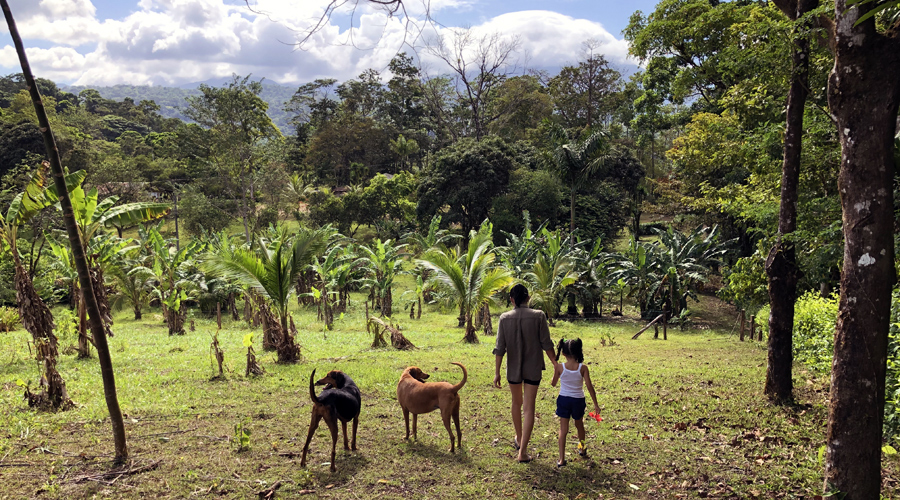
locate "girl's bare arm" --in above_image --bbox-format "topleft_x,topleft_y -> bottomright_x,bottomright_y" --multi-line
582,365 -> 600,413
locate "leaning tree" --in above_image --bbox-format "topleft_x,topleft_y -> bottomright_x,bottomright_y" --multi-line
0,0 -> 128,463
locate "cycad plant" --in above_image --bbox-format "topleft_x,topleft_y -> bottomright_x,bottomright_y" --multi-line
204,225 -> 327,362
418,221 -> 512,343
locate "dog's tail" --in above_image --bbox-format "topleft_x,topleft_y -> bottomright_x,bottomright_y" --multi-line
450,362 -> 467,393
309,369 -> 319,404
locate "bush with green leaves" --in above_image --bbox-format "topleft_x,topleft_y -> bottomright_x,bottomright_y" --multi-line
179,186 -> 234,235
792,291 -> 838,373
884,291 -> 900,445
0,306 -> 20,332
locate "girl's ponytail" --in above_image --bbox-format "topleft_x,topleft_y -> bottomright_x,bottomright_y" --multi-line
555,338 -> 565,362
570,338 -> 584,364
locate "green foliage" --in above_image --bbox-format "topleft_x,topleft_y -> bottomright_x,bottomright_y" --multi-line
232,418 -> 252,452
792,291 -> 839,373
0,306 -> 20,331
719,241 -> 769,314
883,292 -> 900,444
491,168 -> 563,239
416,136 -> 516,235
178,185 -> 233,235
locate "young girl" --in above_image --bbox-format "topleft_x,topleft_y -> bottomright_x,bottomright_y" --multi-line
550,338 -> 600,467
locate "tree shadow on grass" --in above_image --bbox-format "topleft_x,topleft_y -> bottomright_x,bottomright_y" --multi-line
514,458 -> 625,497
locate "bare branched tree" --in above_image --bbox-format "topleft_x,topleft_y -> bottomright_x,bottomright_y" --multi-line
244,0 -> 433,51
425,29 -> 523,139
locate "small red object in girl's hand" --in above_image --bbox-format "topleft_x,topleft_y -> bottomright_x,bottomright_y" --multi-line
588,412 -> 603,422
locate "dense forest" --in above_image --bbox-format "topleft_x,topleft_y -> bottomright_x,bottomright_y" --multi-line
1,0 -> 900,496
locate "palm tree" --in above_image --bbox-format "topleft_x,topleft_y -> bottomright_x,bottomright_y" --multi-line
525,229 -> 580,325
548,125 -> 610,245
418,221 -> 512,343
357,239 -> 406,318
649,225 -> 733,317
204,225 -> 328,362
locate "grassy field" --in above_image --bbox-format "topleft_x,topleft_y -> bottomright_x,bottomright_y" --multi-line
0,294 -> 897,499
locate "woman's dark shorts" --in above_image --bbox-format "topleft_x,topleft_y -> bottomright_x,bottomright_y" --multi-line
556,395 -> 586,419
508,378 -> 540,386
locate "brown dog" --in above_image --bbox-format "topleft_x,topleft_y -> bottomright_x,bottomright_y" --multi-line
397,362 -> 467,452
300,369 -> 361,472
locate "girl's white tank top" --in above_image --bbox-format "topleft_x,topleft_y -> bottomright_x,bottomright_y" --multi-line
559,363 -> 584,398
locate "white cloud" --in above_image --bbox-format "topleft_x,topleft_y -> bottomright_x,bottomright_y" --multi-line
0,0 -> 635,87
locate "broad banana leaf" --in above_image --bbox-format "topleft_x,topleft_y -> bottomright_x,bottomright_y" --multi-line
7,169 -> 87,225
97,202 -> 170,229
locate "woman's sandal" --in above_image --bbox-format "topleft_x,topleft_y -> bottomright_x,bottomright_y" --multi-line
513,439 -> 520,451
557,459 -> 567,468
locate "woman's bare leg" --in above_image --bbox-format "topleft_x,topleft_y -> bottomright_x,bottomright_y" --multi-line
517,383 -> 539,461
509,383 -> 523,449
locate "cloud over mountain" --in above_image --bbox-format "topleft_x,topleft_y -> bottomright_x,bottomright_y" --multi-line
0,0 -> 635,86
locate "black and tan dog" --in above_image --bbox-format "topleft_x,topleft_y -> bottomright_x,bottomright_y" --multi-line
300,369 -> 361,472
397,362 -> 467,452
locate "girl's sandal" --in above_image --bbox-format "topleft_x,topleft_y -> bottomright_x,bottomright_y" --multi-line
557,460 -> 567,468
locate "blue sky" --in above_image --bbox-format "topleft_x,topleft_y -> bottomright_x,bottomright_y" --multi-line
0,0 -> 660,87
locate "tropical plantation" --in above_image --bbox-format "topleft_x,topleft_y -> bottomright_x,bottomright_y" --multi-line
0,0 -> 899,498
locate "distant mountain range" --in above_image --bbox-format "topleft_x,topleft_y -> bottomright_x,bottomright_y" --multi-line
62,79 -> 297,134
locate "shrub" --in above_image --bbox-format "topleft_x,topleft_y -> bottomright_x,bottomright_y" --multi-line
0,306 -> 20,332
788,290 -> 900,447
884,292 -> 900,444
792,291 -> 839,373
639,221 -> 669,236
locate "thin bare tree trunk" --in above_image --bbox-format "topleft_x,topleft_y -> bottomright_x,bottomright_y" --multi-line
765,0 -> 816,404
0,0 -> 128,463
824,2 -> 900,496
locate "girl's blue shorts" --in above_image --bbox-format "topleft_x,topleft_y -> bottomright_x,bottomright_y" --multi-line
556,395 -> 586,419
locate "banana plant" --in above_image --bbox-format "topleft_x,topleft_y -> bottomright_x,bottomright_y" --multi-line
495,211 -> 547,282
132,225 -> 204,335
0,167 -> 85,363
309,242 -> 356,330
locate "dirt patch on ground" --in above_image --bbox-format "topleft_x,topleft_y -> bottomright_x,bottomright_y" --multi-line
690,292 -> 743,332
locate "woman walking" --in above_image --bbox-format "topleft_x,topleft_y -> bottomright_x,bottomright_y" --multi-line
493,284 -> 558,462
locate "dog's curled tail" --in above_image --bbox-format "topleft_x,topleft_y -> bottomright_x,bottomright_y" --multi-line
450,362 -> 467,393
309,369 -> 319,404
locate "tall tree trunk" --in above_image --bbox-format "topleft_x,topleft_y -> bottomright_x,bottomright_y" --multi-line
0,1 -> 129,463
765,0 -> 816,404
824,3 -> 900,497
76,292 -> 91,358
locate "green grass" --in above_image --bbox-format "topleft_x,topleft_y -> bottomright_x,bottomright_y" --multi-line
0,295 -> 897,499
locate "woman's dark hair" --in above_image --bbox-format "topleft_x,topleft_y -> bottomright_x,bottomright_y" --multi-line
555,338 -> 584,364
510,284 -> 529,307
